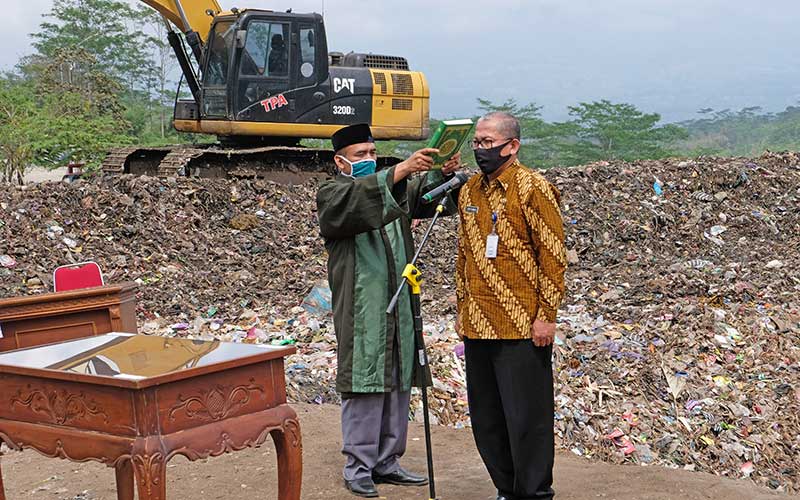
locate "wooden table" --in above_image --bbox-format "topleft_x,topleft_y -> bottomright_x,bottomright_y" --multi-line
0,282 -> 138,352
0,333 -> 302,500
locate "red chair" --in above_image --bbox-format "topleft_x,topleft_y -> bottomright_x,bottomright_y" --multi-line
53,262 -> 105,292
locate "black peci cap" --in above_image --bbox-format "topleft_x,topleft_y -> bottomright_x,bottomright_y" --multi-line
332,123 -> 374,152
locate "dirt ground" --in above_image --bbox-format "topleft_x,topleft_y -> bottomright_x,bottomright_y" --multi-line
1,404 -> 795,500
22,167 -> 64,183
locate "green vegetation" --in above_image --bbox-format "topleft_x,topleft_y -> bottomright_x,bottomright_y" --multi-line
677,106 -> 800,157
357,99 -> 690,169
395,100 -> 800,169
0,48 -> 129,183
1,0 -> 799,183
1,0 -> 194,182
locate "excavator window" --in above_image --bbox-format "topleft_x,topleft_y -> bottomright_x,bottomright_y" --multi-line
241,21 -> 289,78
205,21 -> 235,86
203,20 -> 235,117
299,26 -> 316,81
236,20 -> 292,117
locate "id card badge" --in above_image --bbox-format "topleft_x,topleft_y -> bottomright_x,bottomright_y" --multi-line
486,211 -> 499,259
485,233 -> 499,259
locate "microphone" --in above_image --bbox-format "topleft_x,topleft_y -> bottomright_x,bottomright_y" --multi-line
421,173 -> 469,204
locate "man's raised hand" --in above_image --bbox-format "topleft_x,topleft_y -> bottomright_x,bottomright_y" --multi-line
394,148 -> 438,181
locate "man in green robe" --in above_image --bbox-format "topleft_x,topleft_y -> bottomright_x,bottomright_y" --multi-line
316,124 -> 462,497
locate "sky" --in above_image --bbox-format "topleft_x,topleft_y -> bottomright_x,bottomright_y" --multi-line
4,0 -> 800,122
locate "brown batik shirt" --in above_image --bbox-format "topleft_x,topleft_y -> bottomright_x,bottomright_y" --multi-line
456,160 -> 567,340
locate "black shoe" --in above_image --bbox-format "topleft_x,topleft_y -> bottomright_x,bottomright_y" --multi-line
373,466 -> 429,486
344,477 -> 379,498
498,490 -> 553,500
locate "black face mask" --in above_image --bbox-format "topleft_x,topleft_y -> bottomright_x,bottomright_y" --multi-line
473,141 -> 512,175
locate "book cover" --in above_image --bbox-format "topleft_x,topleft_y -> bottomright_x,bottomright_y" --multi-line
426,118 -> 474,168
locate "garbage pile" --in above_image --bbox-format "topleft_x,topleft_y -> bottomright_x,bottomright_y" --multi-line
0,175 -> 328,313
419,152 -> 800,491
1,151 -> 798,492
559,153 -> 800,493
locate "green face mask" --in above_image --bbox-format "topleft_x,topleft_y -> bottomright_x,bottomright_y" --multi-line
338,156 -> 377,178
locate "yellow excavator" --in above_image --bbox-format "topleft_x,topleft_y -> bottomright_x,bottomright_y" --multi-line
102,0 -> 431,178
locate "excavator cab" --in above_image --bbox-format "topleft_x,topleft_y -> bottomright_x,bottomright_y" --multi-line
171,8 -> 429,143
188,10 -> 332,142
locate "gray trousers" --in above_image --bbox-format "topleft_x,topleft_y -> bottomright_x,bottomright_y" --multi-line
340,362 -> 411,481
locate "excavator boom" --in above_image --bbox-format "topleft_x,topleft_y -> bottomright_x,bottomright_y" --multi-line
140,0 -> 222,41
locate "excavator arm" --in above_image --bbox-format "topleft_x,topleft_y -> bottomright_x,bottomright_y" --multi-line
139,0 -> 223,102
140,0 -> 222,41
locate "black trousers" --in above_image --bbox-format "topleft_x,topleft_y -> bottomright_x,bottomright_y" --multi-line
465,338 -> 555,500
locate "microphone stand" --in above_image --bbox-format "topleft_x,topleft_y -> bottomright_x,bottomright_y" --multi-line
387,194 -> 450,500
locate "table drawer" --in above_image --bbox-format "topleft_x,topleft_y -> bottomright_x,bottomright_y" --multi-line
155,362 -> 283,434
0,374 -> 137,435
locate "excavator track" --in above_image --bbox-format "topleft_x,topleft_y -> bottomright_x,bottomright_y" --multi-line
100,147 -> 139,174
157,148 -> 207,177
101,145 -> 400,184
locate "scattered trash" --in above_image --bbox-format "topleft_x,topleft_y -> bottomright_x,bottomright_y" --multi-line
652,177 -> 664,196
229,213 -> 260,230
692,191 -> 715,202
709,225 -> 728,236
663,364 -> 687,401
635,444 -> 655,464
1,151 -> 799,492
685,259 -> 713,269
301,280 -> 332,316
605,428 -> 636,455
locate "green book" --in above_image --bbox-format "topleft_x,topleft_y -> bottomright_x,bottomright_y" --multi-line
426,119 -> 474,168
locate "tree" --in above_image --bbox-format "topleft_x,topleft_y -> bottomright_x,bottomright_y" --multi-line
678,104 -> 800,156
0,49 -> 130,184
29,0 -> 154,93
558,100 -> 688,163
21,0 -> 194,149
146,11 -> 177,140
0,80 -> 40,183
122,5 -> 185,142
37,48 -> 131,164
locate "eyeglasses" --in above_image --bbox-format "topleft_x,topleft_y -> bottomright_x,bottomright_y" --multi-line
471,137 -> 513,150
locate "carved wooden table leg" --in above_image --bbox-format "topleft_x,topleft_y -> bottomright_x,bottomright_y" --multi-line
132,439 -> 167,500
270,416 -> 302,500
114,458 -> 134,500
